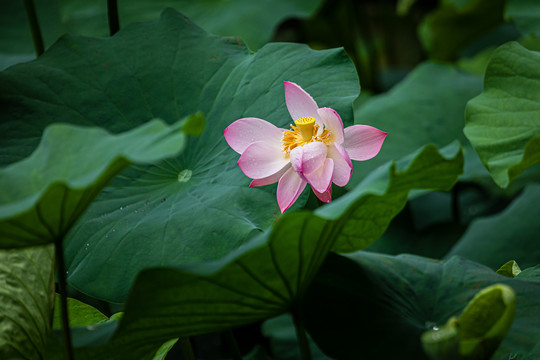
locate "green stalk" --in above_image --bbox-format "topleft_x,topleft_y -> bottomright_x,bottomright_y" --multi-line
224,330 -> 243,360
292,310 -> 312,360
179,337 -> 196,360
55,238 -> 74,360
23,0 -> 44,56
107,0 -> 120,36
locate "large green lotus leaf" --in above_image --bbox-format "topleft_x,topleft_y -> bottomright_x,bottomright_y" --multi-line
465,42 -> 540,188
74,211 -> 334,358
60,0 -> 323,50
0,9 -> 359,302
418,0 -> 506,60
445,184 -> 540,270
66,144 -> 463,358
0,245 -> 55,360
350,62 -> 482,187
523,344 -> 540,360
505,0 -> 540,37
516,265 -> 540,283
0,120 -> 186,249
302,252 -> 540,359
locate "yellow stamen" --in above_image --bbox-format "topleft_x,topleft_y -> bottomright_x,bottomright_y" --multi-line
295,117 -> 316,142
282,120 -> 332,155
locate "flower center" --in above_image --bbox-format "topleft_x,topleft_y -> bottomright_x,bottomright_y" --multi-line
295,117 -> 316,141
282,117 -> 332,155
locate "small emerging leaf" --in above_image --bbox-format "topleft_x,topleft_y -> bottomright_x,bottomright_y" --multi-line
496,260 -> 522,278
458,284 -> 516,358
422,284 -> 516,359
421,318 -> 460,360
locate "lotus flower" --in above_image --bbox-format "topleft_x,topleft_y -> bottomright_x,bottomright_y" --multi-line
224,81 -> 387,213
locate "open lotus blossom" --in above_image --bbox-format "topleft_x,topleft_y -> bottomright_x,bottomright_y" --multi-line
224,81 -> 388,213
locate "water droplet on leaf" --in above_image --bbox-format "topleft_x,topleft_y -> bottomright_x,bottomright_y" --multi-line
177,169 -> 192,183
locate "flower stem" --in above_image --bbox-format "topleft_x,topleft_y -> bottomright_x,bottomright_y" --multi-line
23,0 -> 44,57
107,0 -> 120,36
292,309 -> 312,360
179,337 -> 196,360
54,238 -> 74,360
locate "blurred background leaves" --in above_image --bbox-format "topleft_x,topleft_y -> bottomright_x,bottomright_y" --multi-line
2,0 -> 540,359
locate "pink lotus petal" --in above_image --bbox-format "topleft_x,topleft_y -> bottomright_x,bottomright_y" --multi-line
284,81 -> 322,126
277,167 -> 307,213
313,186 -> 332,203
238,141 -> 289,179
318,107 -> 344,144
290,142 -> 328,177
327,144 -> 352,187
250,164 -> 290,187
343,125 -> 388,161
225,117 -> 284,154
290,146 -> 304,175
304,158 -> 334,193
335,142 -> 352,168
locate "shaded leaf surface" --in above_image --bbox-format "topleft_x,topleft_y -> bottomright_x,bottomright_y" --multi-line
351,62 -> 482,187
0,9 -> 360,302
77,211 -> 334,359
323,143 -> 463,253
505,0 -> 540,37
445,184 -> 540,270
418,0 -> 506,60
0,120 -> 186,249
0,0 -> 323,70
516,265 -> 540,283
0,0 -> 64,70
261,314 -> 327,360
465,42 -> 540,188
61,0 -> 323,50
73,144 -> 463,359
0,245 -> 55,360
302,252 -> 540,360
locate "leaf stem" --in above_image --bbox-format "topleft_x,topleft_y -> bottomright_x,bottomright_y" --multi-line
179,337 -> 196,360
224,330 -> 243,360
107,0 -> 120,36
23,0 -> 44,56
55,238 -> 74,360
292,309 -> 312,360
